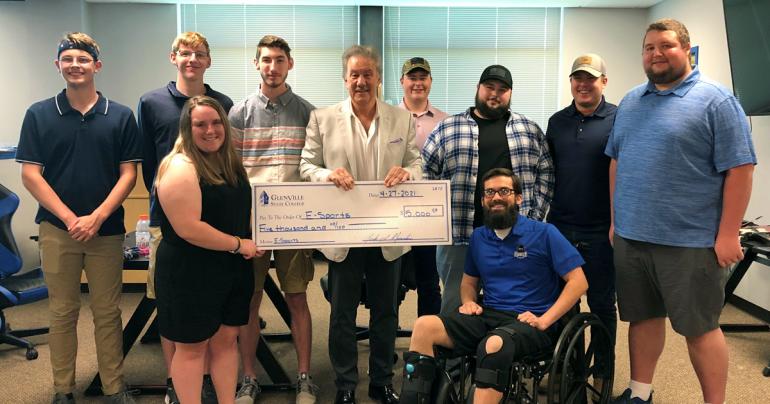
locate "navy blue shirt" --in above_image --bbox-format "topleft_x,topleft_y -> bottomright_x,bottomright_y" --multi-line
16,90 -> 142,236
546,98 -> 616,230
465,215 -> 584,314
138,81 -> 233,225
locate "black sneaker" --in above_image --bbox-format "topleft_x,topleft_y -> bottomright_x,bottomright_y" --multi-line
611,388 -> 653,404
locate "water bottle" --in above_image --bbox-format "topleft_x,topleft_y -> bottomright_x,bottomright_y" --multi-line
135,214 -> 151,256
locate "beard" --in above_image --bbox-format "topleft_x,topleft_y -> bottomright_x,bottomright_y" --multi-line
261,72 -> 287,89
483,201 -> 520,230
644,62 -> 688,86
475,93 -> 510,120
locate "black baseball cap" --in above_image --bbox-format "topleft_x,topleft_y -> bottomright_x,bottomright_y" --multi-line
479,65 -> 512,88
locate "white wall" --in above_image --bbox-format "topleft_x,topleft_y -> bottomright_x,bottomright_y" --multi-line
651,0 -> 770,311
88,3 -> 177,110
559,7 -> 648,108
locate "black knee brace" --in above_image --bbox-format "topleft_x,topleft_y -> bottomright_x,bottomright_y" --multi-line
474,329 -> 517,392
400,351 -> 438,404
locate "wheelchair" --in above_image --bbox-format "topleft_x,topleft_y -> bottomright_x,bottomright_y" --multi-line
430,311 -> 614,404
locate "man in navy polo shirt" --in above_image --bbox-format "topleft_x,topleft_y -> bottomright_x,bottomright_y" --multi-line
399,168 -> 587,404
16,32 -> 141,404
607,19 -> 756,404
546,53 -> 617,396
137,31 -> 232,404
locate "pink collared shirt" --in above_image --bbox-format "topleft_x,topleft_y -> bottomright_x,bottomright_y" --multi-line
398,99 -> 448,150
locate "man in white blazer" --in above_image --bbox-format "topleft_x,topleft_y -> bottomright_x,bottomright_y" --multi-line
300,45 -> 422,404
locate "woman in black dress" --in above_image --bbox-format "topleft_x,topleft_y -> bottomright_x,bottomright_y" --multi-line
154,95 -> 262,404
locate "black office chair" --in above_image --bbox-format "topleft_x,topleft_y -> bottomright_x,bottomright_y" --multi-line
0,183 -> 49,360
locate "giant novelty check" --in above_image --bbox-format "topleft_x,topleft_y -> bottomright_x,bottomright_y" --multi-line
252,180 -> 452,249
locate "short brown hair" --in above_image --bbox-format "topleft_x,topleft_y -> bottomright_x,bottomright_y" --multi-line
256,35 -> 292,60
172,32 -> 210,55
645,18 -> 690,48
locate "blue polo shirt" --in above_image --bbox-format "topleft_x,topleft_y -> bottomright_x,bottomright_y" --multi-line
465,215 -> 584,314
546,97 -> 616,231
605,68 -> 756,248
16,90 -> 142,236
138,81 -> 233,225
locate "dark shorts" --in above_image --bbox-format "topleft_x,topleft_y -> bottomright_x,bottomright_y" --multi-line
613,235 -> 727,337
438,307 -> 557,358
155,241 -> 255,343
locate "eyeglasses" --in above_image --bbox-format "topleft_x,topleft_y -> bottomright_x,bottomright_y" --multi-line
59,56 -> 94,65
176,50 -> 209,59
483,187 -> 514,198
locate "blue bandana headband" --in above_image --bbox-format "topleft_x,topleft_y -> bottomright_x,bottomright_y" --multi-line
57,40 -> 99,61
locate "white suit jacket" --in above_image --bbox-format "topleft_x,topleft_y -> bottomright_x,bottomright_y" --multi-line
300,98 -> 423,262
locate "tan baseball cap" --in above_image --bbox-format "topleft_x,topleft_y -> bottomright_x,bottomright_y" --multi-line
570,53 -> 607,77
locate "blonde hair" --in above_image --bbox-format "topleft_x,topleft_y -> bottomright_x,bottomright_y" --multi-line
156,96 -> 247,188
172,31 -> 210,54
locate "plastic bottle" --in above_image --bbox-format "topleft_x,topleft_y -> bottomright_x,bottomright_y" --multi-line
135,214 -> 151,256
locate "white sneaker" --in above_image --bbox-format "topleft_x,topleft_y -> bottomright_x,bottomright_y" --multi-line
235,376 -> 261,404
296,373 -> 318,404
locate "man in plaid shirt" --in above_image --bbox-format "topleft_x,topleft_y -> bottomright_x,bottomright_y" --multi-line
422,64 -> 554,314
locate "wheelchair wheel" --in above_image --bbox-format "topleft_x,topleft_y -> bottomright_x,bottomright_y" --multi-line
434,357 -> 475,404
547,313 -> 613,404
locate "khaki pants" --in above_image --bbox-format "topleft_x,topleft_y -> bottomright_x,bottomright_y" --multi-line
39,221 -> 126,395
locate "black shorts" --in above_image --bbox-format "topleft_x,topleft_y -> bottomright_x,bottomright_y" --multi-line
155,241 -> 255,343
438,306 -> 557,358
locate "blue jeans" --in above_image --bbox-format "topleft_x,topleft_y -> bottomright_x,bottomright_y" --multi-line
555,226 -> 617,379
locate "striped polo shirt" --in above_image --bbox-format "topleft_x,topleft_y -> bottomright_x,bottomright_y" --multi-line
229,85 -> 315,183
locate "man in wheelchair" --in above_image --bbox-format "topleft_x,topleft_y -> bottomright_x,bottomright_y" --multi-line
400,168 -> 588,404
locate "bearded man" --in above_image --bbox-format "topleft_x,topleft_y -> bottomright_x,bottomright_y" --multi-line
399,168 -> 586,404
422,65 -> 554,314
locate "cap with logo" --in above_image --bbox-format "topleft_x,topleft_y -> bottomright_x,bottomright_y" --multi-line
479,65 -> 513,88
570,53 -> 607,77
402,57 -> 431,76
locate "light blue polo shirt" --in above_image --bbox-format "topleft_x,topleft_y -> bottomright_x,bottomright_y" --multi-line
465,216 -> 584,314
605,68 -> 756,248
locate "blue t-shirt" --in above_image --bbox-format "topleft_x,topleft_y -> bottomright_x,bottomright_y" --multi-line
605,68 -> 756,248
16,90 -> 142,236
465,216 -> 584,314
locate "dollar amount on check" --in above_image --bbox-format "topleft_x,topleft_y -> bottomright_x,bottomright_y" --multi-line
252,180 -> 452,249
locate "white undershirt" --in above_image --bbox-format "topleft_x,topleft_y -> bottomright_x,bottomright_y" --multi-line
494,227 -> 512,240
347,98 -> 380,181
